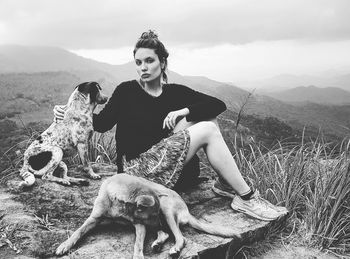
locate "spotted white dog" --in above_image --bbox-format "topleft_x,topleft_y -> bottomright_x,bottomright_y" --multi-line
19,82 -> 107,187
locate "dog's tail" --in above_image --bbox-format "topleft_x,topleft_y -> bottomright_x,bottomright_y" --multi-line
19,170 -> 36,187
187,214 -> 241,238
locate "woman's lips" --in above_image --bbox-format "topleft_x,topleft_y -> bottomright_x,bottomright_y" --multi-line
141,74 -> 150,78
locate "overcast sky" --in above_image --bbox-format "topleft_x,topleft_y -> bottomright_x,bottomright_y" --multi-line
0,0 -> 350,82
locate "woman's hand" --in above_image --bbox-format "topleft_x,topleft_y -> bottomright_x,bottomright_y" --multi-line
53,105 -> 67,123
163,108 -> 190,130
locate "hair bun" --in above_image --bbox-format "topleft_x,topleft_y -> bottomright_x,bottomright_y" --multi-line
140,30 -> 158,40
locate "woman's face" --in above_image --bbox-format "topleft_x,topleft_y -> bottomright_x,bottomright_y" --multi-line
134,48 -> 164,83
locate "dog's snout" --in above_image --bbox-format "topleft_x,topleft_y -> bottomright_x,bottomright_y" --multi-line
97,93 -> 108,104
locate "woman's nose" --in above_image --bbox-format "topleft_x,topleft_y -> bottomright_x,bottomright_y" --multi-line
141,63 -> 147,71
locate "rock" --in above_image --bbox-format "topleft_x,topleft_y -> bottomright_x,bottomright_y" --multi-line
0,164 -> 287,259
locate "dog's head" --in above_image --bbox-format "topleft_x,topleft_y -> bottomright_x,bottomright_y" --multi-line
133,194 -> 161,227
75,82 -> 108,105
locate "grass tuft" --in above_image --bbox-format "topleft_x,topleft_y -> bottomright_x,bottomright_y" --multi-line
34,214 -> 56,231
232,134 -> 350,256
66,132 -> 117,166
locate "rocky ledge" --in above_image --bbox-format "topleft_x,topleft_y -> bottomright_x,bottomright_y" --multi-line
0,164 -> 287,259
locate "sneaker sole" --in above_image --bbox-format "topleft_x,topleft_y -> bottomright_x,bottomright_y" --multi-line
230,203 -> 278,222
212,186 -> 236,199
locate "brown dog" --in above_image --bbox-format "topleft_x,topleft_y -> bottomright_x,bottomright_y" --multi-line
56,174 -> 240,258
19,82 -> 107,187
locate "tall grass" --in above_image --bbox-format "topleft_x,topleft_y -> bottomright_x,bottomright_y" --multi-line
232,135 -> 350,255
88,132 -> 118,164
67,132 -> 117,166
2,122 -> 349,255
0,130 -> 117,183
0,131 -> 41,184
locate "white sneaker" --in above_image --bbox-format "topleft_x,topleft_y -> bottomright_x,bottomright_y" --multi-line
259,198 -> 289,214
231,190 -> 287,221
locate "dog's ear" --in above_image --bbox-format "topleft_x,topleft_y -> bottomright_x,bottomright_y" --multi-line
88,82 -> 100,103
75,82 -> 90,93
75,82 -> 101,103
135,195 -> 155,208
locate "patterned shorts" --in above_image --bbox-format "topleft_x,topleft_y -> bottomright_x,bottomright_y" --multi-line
123,129 -> 191,189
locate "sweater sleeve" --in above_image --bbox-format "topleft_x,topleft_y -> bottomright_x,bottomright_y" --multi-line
176,84 -> 227,121
92,83 -> 123,133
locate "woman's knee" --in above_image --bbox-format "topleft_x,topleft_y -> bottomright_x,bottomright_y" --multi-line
203,120 -> 221,137
174,117 -> 217,132
189,120 -> 221,141
185,120 -> 222,162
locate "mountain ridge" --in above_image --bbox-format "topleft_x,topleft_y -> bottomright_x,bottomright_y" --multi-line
237,72 -> 350,92
0,45 -> 349,138
260,85 -> 350,105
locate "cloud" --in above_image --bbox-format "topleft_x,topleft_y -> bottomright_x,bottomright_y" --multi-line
168,40 -> 350,82
72,39 -> 350,82
0,0 -> 349,48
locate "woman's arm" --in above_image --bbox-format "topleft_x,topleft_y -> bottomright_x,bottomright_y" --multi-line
53,84 -> 124,132
92,84 -> 123,133
163,84 -> 226,130
177,84 -> 227,121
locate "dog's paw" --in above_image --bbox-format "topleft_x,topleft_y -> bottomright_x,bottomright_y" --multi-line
61,179 -> 71,186
151,242 -> 162,253
84,168 -> 101,180
55,241 -> 71,255
151,231 -> 169,253
169,246 -> 180,256
90,173 -> 101,180
19,172 -> 35,187
169,238 -> 186,256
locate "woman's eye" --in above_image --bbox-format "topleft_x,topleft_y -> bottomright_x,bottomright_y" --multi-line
146,58 -> 154,63
135,60 -> 141,66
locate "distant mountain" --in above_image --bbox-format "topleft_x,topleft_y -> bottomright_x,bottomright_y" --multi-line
0,45 -> 350,139
0,45 -> 138,84
0,45 -> 104,72
260,85 -> 350,105
0,44 -> 250,109
0,71 -> 77,111
169,75 -> 249,109
237,73 -> 350,92
245,95 -> 350,138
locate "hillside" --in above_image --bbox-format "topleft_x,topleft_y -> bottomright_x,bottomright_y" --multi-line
250,97 -> 350,137
260,85 -> 350,105
0,45 -> 349,139
0,45 -> 142,88
238,72 -> 350,92
0,72 -> 80,120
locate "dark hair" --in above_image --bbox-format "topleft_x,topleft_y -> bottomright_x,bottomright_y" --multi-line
133,30 -> 169,83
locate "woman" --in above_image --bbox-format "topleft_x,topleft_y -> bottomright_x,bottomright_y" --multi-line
54,30 -> 286,221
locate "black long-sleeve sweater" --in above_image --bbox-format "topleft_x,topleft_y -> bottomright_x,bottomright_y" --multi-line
93,80 -> 226,168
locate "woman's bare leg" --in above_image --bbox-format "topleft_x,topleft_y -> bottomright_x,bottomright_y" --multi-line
174,118 -> 287,221
184,121 -> 251,195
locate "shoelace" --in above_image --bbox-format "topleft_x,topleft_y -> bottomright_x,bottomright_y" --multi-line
251,191 -> 276,210
252,191 -> 288,213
